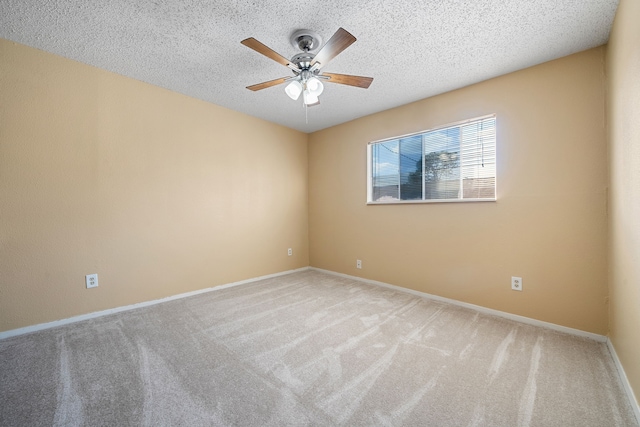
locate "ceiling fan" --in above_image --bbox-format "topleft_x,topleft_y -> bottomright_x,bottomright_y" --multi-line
241,28 -> 373,107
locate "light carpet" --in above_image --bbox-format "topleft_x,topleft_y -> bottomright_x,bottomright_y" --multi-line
0,270 -> 637,426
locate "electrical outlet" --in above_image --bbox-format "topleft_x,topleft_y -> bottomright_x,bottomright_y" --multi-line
511,276 -> 522,291
288,248 -> 292,256
86,273 -> 99,289
356,260 -> 362,269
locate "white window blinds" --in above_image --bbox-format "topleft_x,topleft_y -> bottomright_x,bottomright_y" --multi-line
368,115 -> 496,203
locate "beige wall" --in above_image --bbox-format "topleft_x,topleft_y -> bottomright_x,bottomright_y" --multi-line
607,0 -> 640,406
0,39 -> 309,332
0,16 -> 635,404
0,34 -> 620,343
309,47 -> 609,334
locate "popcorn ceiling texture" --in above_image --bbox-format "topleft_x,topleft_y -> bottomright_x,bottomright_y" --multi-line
0,0 -> 619,132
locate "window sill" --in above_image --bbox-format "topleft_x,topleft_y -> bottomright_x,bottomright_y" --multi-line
366,198 -> 496,205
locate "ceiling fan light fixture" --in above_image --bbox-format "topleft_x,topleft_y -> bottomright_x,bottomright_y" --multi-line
285,80 -> 303,100
303,89 -> 319,106
242,28 -> 372,112
306,77 -> 324,96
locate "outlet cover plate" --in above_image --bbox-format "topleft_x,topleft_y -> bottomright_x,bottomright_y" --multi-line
86,273 -> 98,289
511,276 -> 522,291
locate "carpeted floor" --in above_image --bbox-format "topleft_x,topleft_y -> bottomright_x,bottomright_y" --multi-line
0,270 -> 637,426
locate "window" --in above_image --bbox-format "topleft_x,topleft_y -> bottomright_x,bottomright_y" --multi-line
367,115 -> 496,203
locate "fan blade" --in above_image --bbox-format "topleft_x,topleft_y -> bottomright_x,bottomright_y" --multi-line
322,72 -> 373,89
246,77 -> 290,91
241,38 -> 300,72
310,28 -> 356,69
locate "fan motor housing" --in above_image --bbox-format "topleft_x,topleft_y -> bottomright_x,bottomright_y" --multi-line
291,52 -> 314,70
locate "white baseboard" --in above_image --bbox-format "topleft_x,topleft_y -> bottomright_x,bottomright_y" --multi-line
607,339 -> 640,424
0,267 -> 311,341
310,267 -> 607,343
2,265 -> 608,345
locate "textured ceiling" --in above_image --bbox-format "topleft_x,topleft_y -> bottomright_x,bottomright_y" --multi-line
1,0 -> 619,133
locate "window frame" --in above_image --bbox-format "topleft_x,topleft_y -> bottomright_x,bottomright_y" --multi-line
366,114 -> 497,205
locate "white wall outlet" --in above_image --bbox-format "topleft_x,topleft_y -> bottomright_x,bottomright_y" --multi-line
356,260 -> 362,269
288,248 -> 292,256
86,273 -> 99,289
511,276 -> 522,291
